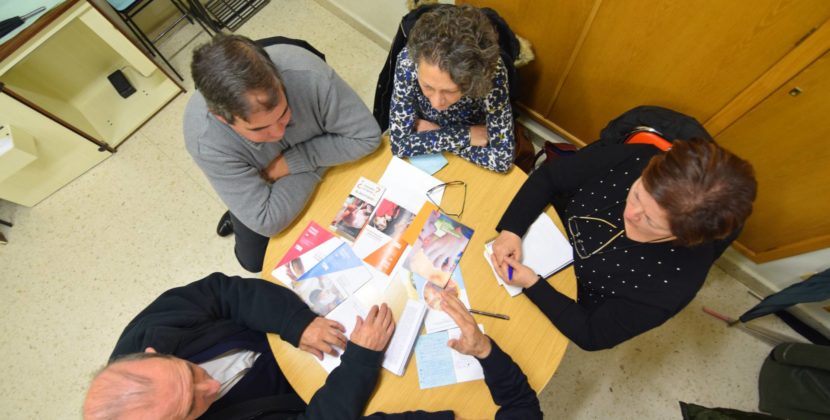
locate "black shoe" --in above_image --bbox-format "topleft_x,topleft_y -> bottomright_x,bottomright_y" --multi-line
217,211 -> 234,237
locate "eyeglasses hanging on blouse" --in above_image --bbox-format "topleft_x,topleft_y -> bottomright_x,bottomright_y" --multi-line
567,202 -> 672,260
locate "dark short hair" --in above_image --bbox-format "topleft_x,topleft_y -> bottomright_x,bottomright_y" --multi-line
642,138 -> 757,246
407,5 -> 500,98
191,34 -> 283,124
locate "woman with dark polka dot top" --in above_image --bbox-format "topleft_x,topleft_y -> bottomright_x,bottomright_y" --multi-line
490,139 -> 757,350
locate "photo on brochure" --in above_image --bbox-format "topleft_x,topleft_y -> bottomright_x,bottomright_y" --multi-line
402,267 -> 470,333
369,198 -> 416,240
292,275 -> 348,316
331,195 -> 375,241
402,210 -> 473,288
330,177 -> 385,241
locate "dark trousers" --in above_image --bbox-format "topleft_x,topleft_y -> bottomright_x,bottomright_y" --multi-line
229,212 -> 270,273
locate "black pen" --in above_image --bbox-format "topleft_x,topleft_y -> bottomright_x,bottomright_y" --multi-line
469,308 -> 510,320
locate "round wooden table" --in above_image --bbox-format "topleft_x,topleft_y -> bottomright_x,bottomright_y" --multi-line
262,139 -> 576,417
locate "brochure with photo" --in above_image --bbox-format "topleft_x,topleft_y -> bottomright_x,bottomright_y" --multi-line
402,209 -> 473,289
298,243 -> 372,295
272,224 -> 344,287
353,196 -> 418,276
331,177 -> 385,241
292,275 -> 349,316
402,266 -> 470,334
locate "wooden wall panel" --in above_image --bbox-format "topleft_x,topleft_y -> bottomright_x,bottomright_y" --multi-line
548,0 -> 830,143
716,51 -> 830,262
458,0 -> 597,115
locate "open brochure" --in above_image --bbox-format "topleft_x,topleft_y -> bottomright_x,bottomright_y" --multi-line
382,299 -> 427,376
352,194 -> 419,276
272,222 -> 372,316
317,298 -> 427,376
484,213 -> 573,297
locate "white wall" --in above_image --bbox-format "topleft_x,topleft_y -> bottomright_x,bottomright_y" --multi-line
320,0 -> 454,47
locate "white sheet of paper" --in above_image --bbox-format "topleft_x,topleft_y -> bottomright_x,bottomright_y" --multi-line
379,157 -> 444,210
447,327 -> 485,383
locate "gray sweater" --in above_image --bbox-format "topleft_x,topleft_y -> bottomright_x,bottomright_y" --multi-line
184,44 -> 381,237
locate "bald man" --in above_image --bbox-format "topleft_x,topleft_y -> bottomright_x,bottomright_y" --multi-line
84,274 -> 542,419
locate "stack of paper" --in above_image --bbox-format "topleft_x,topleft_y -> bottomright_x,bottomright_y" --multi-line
484,213 -> 573,297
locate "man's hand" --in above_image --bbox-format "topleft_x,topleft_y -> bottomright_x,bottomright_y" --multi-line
440,291 -> 492,359
299,317 -> 347,360
470,125 -> 488,147
261,155 -> 290,182
350,303 -> 395,351
415,119 -> 440,133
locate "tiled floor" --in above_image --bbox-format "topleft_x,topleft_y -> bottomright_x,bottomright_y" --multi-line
0,1 -> 799,418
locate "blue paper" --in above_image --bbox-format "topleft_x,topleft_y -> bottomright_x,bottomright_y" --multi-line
414,330 -> 456,389
298,243 -> 363,281
408,153 -> 448,175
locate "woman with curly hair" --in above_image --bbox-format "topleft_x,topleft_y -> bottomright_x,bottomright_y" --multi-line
389,5 -> 515,173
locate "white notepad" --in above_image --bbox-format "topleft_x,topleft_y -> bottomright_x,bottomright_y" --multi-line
484,213 -> 573,296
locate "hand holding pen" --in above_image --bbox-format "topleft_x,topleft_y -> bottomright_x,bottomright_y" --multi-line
498,256 -> 541,289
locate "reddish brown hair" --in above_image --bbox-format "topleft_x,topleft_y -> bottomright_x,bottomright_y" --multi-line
642,138 -> 757,246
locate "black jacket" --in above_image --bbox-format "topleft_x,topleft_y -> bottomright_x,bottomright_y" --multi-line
110,273 -> 382,419
110,273 -> 542,419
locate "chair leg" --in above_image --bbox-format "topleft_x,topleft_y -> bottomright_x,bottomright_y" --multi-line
124,12 -> 185,81
0,219 -> 12,227
119,12 -> 156,57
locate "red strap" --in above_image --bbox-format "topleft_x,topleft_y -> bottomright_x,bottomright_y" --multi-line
625,131 -> 672,151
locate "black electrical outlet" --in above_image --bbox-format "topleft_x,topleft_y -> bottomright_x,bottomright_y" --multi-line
107,70 -> 136,98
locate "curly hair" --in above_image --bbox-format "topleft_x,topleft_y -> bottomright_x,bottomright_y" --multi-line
642,138 -> 757,246
407,5 -> 500,98
191,34 -> 283,124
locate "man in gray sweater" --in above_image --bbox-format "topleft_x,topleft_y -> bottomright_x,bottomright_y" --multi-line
184,35 -> 381,272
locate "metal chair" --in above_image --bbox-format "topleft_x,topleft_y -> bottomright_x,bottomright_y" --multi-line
106,0 -> 215,80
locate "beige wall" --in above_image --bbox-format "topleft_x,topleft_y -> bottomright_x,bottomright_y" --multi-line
320,0 -> 454,47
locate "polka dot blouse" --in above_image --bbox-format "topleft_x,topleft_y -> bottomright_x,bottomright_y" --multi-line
497,144 -> 723,350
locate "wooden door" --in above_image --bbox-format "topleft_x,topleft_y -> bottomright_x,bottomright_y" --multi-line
462,0 -> 830,145
715,51 -> 830,262
549,0 -> 830,143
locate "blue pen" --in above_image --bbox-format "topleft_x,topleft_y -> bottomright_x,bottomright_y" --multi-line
507,265 -> 513,281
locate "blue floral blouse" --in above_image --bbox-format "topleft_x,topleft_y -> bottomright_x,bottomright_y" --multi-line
389,47 -> 515,173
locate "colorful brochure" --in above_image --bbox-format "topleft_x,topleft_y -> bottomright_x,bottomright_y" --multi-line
352,195 -> 418,276
402,208 -> 473,289
272,223 -> 343,287
400,266 -> 470,334
331,177 -> 385,241
291,243 -> 372,316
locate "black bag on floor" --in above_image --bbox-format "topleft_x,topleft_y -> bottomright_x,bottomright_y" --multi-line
758,342 -> 830,420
